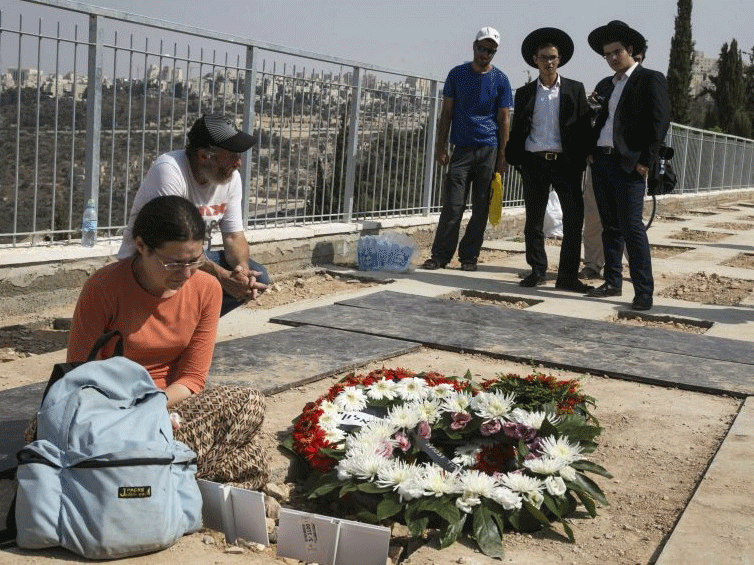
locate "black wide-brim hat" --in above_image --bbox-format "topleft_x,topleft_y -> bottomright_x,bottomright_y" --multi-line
588,20 -> 646,55
521,27 -> 574,68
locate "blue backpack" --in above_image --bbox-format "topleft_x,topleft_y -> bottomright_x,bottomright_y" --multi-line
13,331 -> 203,559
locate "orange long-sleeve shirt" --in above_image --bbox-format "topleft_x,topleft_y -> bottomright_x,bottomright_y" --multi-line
67,258 -> 222,393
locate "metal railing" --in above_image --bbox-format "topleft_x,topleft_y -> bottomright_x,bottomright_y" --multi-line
0,0 -> 751,247
666,122 -> 754,194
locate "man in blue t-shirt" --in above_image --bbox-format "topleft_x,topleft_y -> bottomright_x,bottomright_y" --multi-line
422,26 -> 513,271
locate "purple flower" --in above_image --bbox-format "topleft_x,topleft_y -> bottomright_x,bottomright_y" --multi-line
480,419 -> 502,436
503,422 -> 537,443
395,432 -> 411,452
417,420 -> 432,439
450,411 -> 471,430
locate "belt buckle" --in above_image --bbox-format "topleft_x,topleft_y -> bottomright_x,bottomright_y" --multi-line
544,152 -> 557,161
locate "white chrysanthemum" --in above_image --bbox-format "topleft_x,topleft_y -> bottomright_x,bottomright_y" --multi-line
440,392 -> 472,413
375,460 -> 417,490
388,403 -> 422,430
500,472 -> 545,498
360,419 -> 398,442
340,448 -> 389,481
317,411 -> 339,432
366,378 -> 398,400
428,383 -> 456,400
508,408 -> 559,429
539,436 -> 584,464
559,465 -> 577,482
545,475 -> 567,497
418,465 -> 460,497
523,456 -> 567,475
396,476 -> 424,502
323,426 -> 347,445
458,470 -> 497,499
492,486 -> 522,510
452,443 -> 483,467
470,391 -> 515,420
417,399 -> 442,424
455,495 -> 478,514
395,377 -> 429,402
334,387 -> 368,412
319,400 -> 338,416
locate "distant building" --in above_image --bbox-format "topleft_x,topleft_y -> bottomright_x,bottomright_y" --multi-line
7,67 -> 44,88
691,50 -> 718,99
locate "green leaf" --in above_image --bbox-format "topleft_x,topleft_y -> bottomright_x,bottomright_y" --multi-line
571,460 -> 613,478
538,418 -> 560,438
338,482 -> 360,497
356,482 -> 391,494
522,500 -> 552,528
306,472 -> 341,498
561,518 -> 575,543
353,509 -> 379,523
438,514 -> 466,549
405,513 -> 429,538
542,494 -> 563,520
472,504 -> 504,559
376,496 -> 403,520
573,488 -> 597,518
571,473 -> 609,507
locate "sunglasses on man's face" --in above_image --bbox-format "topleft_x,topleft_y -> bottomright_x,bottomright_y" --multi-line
475,45 -> 497,56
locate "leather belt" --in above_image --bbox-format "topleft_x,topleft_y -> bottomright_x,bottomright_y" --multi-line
531,151 -> 561,160
596,146 -> 616,154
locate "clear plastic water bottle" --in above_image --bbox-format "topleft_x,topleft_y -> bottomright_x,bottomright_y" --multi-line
81,198 -> 97,247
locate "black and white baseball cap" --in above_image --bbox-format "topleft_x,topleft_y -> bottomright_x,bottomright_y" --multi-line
187,114 -> 255,152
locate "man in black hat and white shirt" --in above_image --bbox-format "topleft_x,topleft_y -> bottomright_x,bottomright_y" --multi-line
117,113 -> 270,315
506,28 -> 592,291
585,21 -> 670,311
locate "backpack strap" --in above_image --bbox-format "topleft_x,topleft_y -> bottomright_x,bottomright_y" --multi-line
86,330 -> 124,361
40,330 -> 124,406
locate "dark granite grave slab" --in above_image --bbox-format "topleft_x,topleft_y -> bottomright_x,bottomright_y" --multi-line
209,325 -> 419,395
270,297 -> 754,397
334,290 -> 754,366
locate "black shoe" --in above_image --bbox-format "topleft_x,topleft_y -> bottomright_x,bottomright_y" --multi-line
631,294 -> 653,310
519,273 -> 546,287
555,279 -> 595,293
586,282 -> 622,297
421,258 -> 446,270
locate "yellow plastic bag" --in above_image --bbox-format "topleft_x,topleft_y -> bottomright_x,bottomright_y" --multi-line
488,172 -> 503,226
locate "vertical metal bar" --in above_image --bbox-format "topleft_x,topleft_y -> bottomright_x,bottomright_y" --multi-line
122,33 -> 134,225
84,14 -> 103,221
342,66 -> 362,222
156,39 -> 163,154
139,37 -> 148,183
51,21 -> 61,237
422,80 -> 438,215
168,42 -> 177,151
107,30 -> 118,233
13,15 -> 22,243
68,24 -> 79,239
32,18 -> 43,239
240,44 -> 256,229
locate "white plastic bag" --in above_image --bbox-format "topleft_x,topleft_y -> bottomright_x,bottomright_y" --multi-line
543,190 -> 563,238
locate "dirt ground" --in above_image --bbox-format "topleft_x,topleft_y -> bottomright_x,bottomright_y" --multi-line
0,253 -> 748,564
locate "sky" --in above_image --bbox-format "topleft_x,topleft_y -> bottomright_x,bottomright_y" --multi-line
3,0 -> 754,91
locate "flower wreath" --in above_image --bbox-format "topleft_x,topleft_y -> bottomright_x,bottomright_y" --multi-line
283,368 -> 611,558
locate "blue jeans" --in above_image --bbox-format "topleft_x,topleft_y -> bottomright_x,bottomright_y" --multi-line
205,250 -> 272,317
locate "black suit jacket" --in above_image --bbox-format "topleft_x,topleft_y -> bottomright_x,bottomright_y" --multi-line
591,65 -> 671,181
505,76 -> 591,172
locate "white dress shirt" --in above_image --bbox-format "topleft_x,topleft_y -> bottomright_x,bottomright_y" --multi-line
597,61 -> 639,148
525,75 -> 562,153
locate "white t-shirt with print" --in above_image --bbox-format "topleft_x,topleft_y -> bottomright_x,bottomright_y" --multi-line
116,150 -> 244,259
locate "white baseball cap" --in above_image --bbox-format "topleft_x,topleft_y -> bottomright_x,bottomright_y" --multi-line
476,27 -> 500,46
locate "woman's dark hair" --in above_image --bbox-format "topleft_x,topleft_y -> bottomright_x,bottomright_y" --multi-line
132,195 -> 205,250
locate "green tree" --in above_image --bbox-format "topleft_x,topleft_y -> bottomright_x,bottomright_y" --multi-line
710,40 -> 752,137
666,0 -> 694,124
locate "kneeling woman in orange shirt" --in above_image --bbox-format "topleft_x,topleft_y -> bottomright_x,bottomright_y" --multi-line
67,195 -> 267,489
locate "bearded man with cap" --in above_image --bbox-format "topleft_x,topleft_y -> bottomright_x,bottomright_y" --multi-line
585,21 -> 670,311
506,28 -> 593,291
117,113 -> 270,316
421,26 -> 512,272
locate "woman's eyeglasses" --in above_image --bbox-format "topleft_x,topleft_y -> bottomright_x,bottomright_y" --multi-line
152,250 -> 206,271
